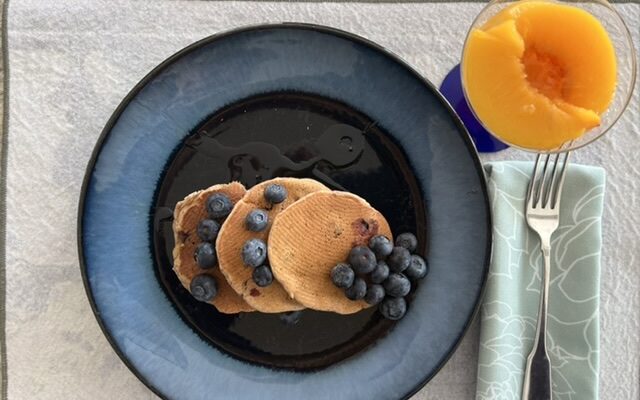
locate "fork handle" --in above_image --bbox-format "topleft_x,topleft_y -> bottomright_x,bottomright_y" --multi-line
522,244 -> 553,400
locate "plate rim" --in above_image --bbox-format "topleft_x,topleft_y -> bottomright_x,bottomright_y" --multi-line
77,22 -> 492,400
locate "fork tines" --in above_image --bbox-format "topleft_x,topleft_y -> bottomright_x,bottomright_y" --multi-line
527,152 -> 571,210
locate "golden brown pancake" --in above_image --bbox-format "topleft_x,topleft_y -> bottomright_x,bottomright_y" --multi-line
216,178 -> 329,313
172,182 -> 254,314
268,191 -> 392,314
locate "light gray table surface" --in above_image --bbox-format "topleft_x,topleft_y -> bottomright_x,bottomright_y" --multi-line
2,1 -> 638,399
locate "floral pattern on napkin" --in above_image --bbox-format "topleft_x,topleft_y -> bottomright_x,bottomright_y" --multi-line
477,162 -> 605,400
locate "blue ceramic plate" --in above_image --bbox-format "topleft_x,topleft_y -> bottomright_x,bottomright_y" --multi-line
79,24 -> 490,400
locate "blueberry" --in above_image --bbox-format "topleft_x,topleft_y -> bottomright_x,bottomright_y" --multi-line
395,232 -> 418,252
252,265 -> 274,287
197,219 -> 220,242
379,297 -> 407,320
369,235 -> 393,259
241,238 -> 267,268
405,255 -> 429,280
348,246 -> 377,274
195,242 -> 217,269
383,273 -> 411,297
364,284 -> 385,305
245,209 -> 269,232
345,277 -> 367,300
330,263 -> 355,288
279,310 -> 303,325
206,193 -> 233,219
190,274 -> 218,302
387,246 -> 411,272
370,261 -> 390,284
264,184 -> 287,204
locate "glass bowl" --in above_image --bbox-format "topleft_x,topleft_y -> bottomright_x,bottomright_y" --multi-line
461,0 -> 636,153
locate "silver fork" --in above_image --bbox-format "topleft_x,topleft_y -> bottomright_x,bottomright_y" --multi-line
522,152 -> 571,400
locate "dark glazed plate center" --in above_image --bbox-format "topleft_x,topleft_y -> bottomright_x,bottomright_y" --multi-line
152,92 -> 427,370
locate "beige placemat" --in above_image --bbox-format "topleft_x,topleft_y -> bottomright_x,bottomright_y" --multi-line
1,1 -> 638,399
0,1 -> 8,398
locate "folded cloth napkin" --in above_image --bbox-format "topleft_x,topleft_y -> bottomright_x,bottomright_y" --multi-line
476,161 -> 605,400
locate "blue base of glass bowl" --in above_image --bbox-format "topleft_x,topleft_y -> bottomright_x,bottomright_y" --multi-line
439,64 -> 509,153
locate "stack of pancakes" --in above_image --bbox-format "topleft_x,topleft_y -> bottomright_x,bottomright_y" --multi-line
172,178 -> 391,314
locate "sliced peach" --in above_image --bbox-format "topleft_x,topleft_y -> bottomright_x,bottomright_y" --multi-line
462,0 -> 616,150
512,2 -> 616,113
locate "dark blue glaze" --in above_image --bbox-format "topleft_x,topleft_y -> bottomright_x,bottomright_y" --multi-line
152,92 -> 406,370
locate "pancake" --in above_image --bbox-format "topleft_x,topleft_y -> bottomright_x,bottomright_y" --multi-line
172,182 -> 254,314
268,191 -> 392,314
216,178 -> 329,313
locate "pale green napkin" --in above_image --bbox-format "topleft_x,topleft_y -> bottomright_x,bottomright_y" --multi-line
477,161 -> 605,400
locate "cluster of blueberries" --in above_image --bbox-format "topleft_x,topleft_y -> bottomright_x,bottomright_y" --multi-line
189,191 -> 236,302
331,233 -> 428,320
240,184 -> 288,288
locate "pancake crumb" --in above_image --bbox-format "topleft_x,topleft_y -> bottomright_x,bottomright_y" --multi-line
333,225 -> 343,238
